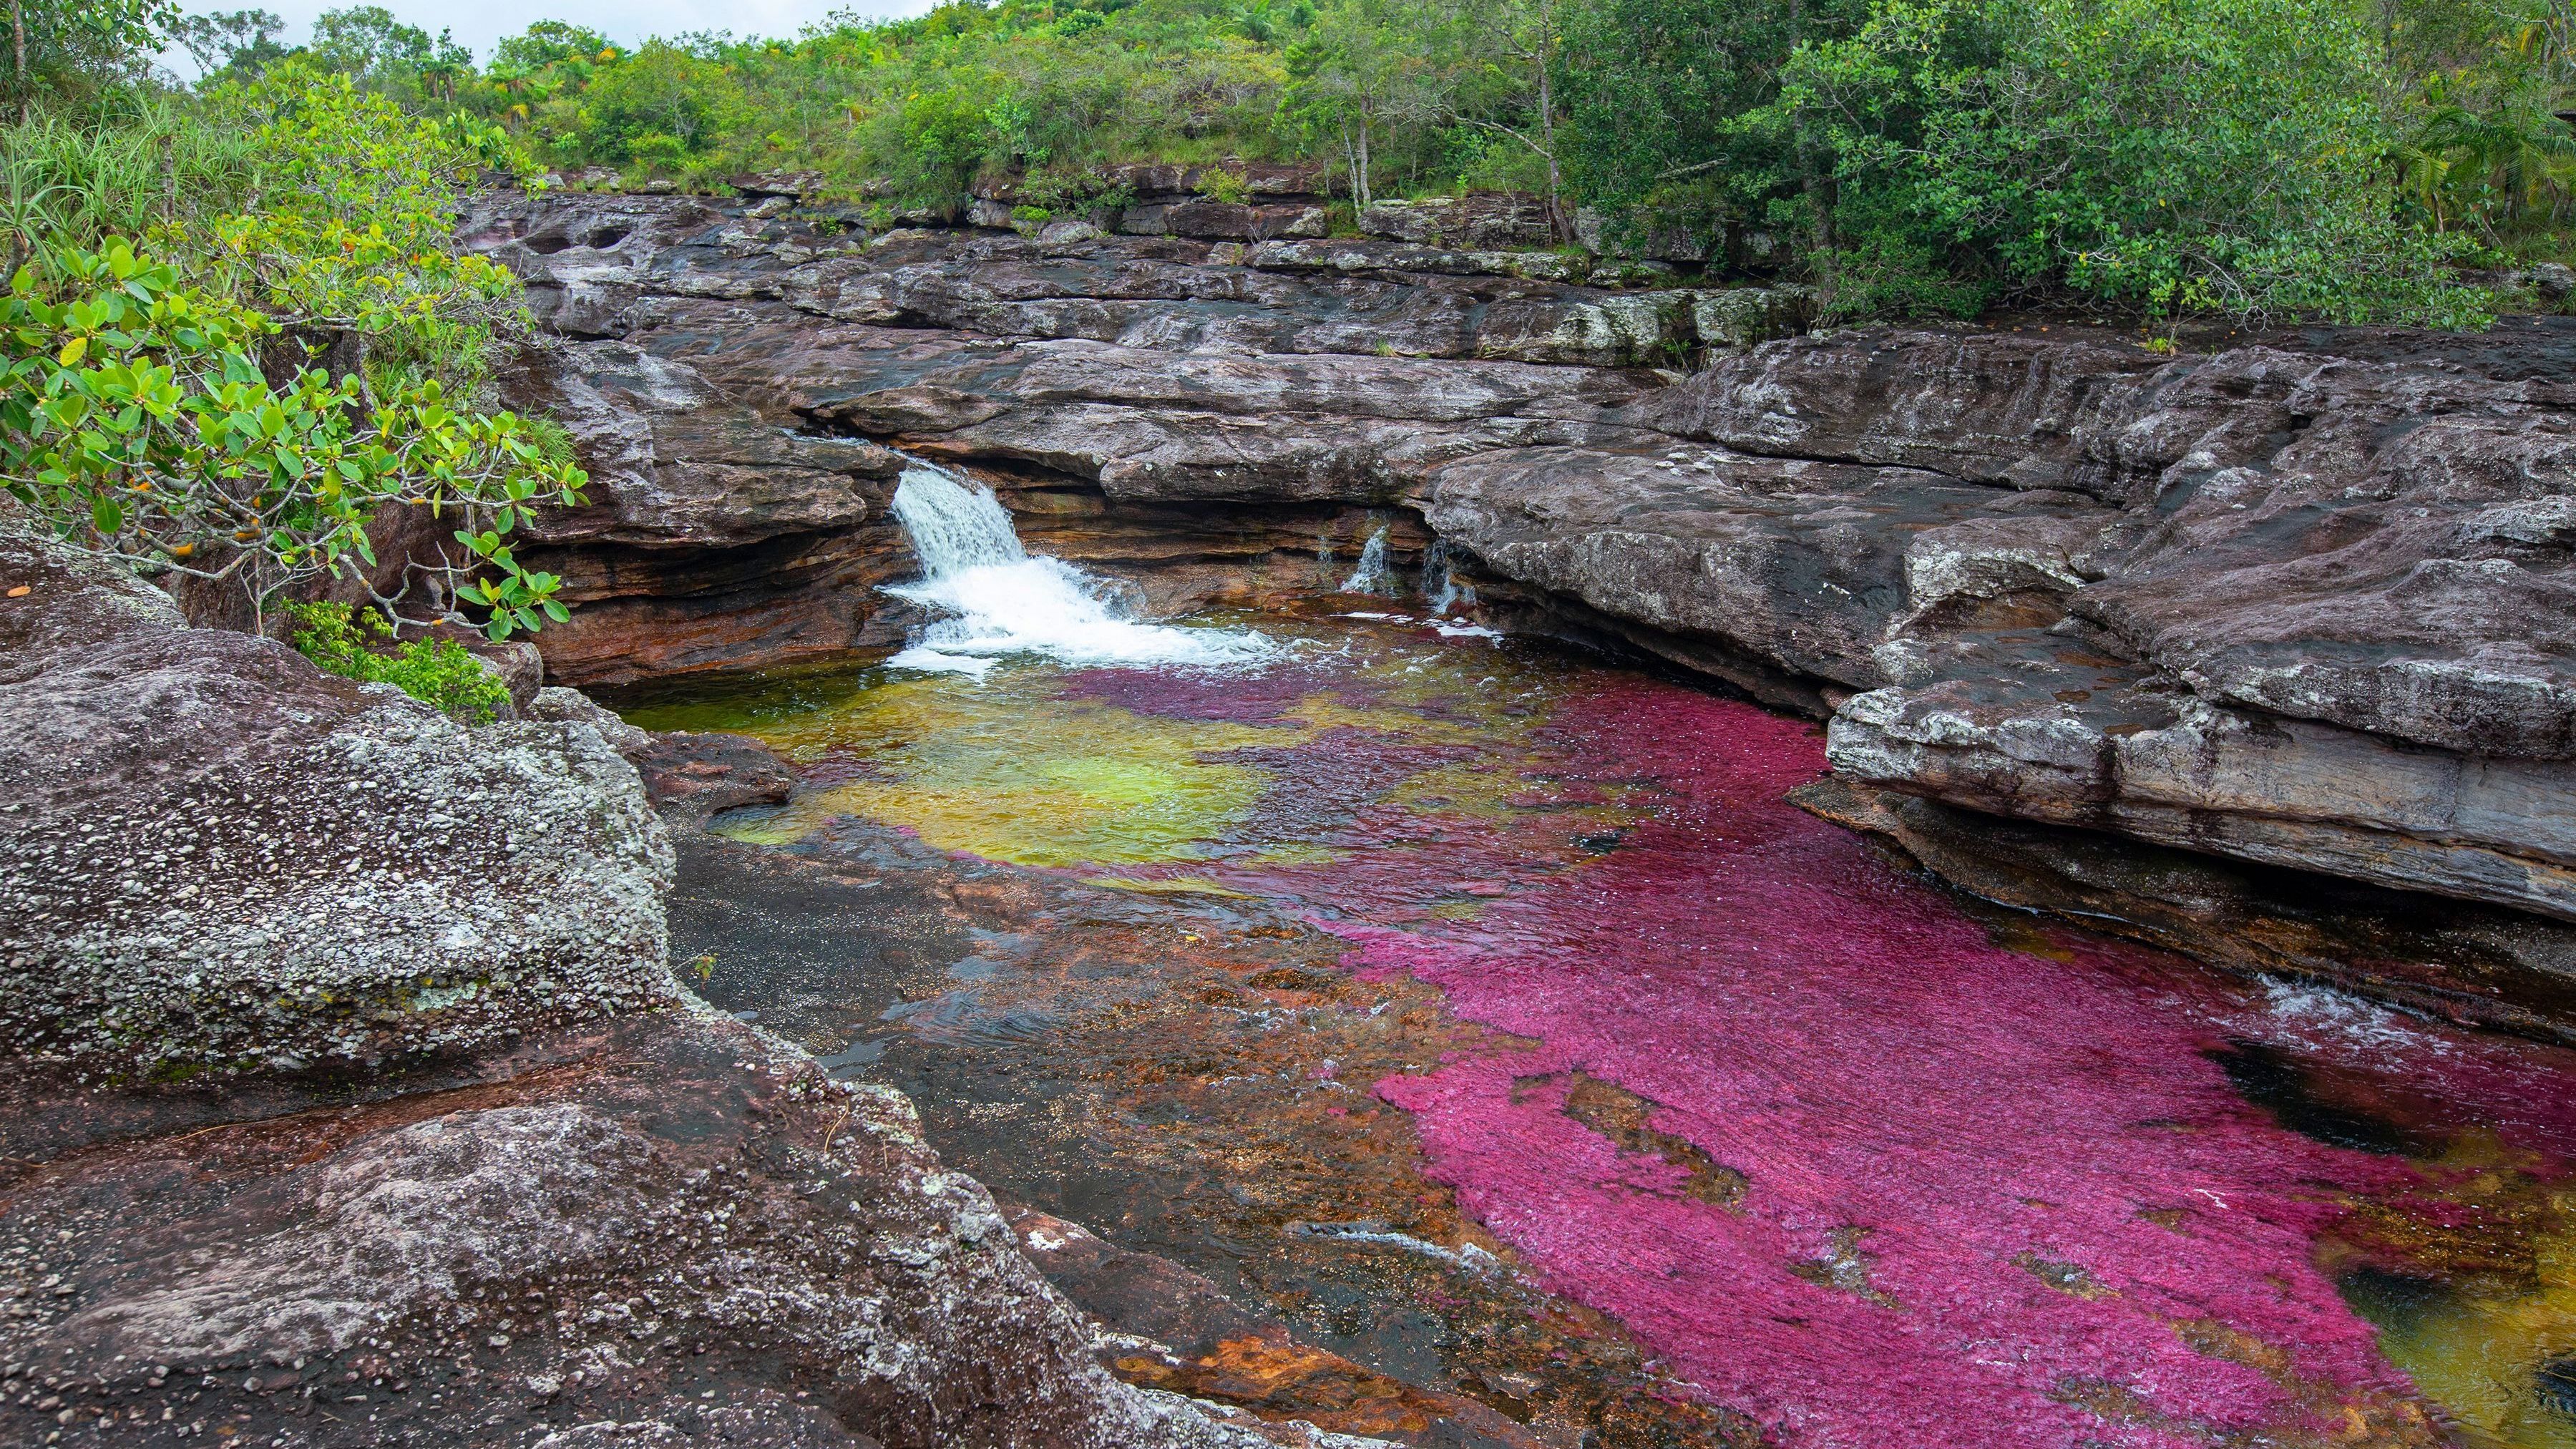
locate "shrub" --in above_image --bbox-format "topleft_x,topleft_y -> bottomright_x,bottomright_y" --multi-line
1778,0 -> 2492,324
286,600 -> 511,723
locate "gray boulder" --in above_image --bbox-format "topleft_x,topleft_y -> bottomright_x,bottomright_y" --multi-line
0,519 -> 675,1078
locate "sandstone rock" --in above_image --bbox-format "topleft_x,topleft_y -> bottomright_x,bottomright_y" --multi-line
1116,200 -> 1326,242
633,732 -> 799,824
1827,623 -> 2576,922
491,340 -> 910,688
1682,285 -> 1813,353
1246,238 -> 1591,284
0,1009 -> 1276,1448
1098,162 -> 1324,200
731,170 -> 824,199
529,685 -> 654,756
1795,776 -> 2576,1043
0,517 -> 675,1077
1357,195 -> 1556,250
1425,442 -> 2121,691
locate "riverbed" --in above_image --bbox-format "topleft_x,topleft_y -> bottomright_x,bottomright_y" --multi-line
620,472 -> 2576,1449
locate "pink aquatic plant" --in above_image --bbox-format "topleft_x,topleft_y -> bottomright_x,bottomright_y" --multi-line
1323,683 -> 2451,1447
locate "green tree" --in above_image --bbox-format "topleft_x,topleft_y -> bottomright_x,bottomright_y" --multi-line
1553,0 -> 1865,225
170,9 -> 291,83
1284,0 -> 1443,205
4,0 -> 175,120
571,41 -> 741,170
1778,0 -> 2487,322
1,66 -> 585,635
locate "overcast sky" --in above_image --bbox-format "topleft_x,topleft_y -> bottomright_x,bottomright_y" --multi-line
176,0 -> 932,67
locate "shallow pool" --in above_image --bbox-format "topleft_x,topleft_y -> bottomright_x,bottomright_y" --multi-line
632,604 -> 2576,1449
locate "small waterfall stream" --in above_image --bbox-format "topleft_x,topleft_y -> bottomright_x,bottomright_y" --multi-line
1339,525 -> 1395,595
884,461 -> 1273,677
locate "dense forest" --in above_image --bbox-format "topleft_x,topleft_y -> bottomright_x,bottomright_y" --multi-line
15,0 -> 2576,325
4,0 -> 2576,643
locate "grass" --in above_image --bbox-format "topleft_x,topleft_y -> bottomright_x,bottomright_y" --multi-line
0,93 -> 261,255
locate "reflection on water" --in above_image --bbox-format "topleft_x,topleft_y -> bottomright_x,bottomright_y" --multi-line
628,607 -> 2576,1449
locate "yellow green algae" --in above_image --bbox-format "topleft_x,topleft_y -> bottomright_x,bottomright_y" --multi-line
623,612 -> 1654,876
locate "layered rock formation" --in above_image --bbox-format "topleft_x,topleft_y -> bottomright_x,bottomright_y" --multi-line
463,187 -> 2576,1029
0,513 -> 1303,1448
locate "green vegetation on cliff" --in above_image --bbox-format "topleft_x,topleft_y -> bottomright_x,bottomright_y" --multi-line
0,51 -> 581,640
8,0 -> 2576,353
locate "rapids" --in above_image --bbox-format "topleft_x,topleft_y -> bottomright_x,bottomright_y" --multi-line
620,490 -> 2576,1449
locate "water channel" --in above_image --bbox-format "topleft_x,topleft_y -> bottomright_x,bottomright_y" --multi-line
621,464 -> 2576,1449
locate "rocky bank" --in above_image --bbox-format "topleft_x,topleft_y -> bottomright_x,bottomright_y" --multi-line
0,512 -> 1337,1448
14,175 -> 2576,1444
457,186 -> 2576,1037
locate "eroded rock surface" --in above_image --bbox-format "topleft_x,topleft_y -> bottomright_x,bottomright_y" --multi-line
460,189 -> 2576,1020
0,515 -> 675,1078
0,1010 -> 1274,1449
454,191 -> 1796,687
0,515 -> 1313,1448
1436,328 -> 2576,966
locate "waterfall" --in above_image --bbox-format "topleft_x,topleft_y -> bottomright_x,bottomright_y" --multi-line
883,462 -> 1272,677
889,466 -> 1027,572
1340,526 -> 1395,595
1423,539 -> 1475,615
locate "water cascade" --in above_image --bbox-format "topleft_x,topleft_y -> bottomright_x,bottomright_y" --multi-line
1423,539 -> 1475,615
1340,525 -> 1395,595
885,461 -> 1273,677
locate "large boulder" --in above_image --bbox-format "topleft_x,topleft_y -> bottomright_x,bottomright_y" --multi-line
0,1008 -> 1276,1449
0,518 -> 676,1078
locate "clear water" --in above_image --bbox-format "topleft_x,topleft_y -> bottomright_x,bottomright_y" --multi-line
629,610 -> 2576,1449
619,487 -> 2576,1448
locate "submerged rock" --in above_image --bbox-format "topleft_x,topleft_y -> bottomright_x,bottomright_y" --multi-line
632,731 -> 799,825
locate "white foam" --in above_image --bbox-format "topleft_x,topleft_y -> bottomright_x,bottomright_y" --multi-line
885,464 -> 1274,674
2255,976 -> 2445,1058
1340,525 -> 1395,595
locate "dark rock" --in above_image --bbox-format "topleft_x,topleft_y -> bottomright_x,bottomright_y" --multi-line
1794,776 -> 2576,1043
0,1011 -> 1272,1448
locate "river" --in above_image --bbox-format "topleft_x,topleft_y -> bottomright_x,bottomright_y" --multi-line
619,465 -> 2576,1449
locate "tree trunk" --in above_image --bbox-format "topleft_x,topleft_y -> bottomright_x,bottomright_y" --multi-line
1355,111 -> 1373,210
11,0 -> 27,125
1536,42 -> 1569,242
